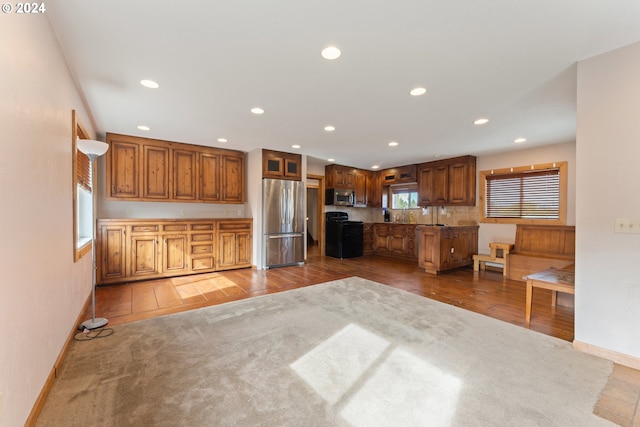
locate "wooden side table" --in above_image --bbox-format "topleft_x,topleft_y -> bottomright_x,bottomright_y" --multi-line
525,265 -> 575,324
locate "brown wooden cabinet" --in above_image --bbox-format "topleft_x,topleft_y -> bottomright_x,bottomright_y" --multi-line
96,218 -> 252,284
262,149 -> 302,181
363,223 -> 374,255
217,220 -> 252,270
372,223 -> 417,260
381,164 -> 417,186
325,164 -> 355,189
417,155 -> 476,206
417,225 -> 478,274
326,164 -> 371,207
108,139 -> 140,199
106,133 -> 245,204
366,171 -> 382,208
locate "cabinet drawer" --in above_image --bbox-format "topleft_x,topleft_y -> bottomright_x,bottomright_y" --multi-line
163,224 -> 188,232
191,223 -> 214,231
191,244 -> 213,254
192,233 -> 214,242
219,222 -> 251,232
131,224 -> 159,232
191,256 -> 214,271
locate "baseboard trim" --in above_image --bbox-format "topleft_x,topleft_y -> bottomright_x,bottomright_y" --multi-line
24,293 -> 92,426
573,340 -> 640,370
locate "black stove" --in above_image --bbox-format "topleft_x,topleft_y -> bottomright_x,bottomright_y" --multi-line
325,212 -> 364,259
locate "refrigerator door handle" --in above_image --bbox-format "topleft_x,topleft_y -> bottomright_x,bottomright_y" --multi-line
268,233 -> 303,238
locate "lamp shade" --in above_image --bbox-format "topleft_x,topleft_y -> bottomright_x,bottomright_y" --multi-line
77,138 -> 109,157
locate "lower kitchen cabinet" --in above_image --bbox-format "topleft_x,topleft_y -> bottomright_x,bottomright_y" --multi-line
217,220 -> 253,270
371,223 -> 417,260
417,225 -> 478,274
96,218 -> 252,284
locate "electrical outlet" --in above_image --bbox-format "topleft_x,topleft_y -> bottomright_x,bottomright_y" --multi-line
127,208 -> 133,216
614,218 -> 640,234
179,209 -> 186,217
237,209 -> 243,217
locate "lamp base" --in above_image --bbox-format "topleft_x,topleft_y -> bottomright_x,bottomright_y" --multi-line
80,317 -> 108,330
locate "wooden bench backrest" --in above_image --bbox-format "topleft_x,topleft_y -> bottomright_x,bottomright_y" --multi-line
513,225 -> 575,260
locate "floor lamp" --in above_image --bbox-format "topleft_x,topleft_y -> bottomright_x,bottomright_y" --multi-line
78,138 -> 110,330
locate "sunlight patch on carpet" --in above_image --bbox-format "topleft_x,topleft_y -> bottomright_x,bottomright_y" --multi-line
290,323 -> 390,404
341,347 -> 461,427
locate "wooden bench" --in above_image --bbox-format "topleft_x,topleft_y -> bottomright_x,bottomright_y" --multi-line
508,225 -> 575,282
525,265 -> 575,324
473,242 -> 514,277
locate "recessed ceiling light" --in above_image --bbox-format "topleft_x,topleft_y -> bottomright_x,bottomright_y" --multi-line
251,107 -> 264,115
410,87 -> 427,96
473,118 -> 490,125
321,46 -> 341,60
292,144 -> 301,149
137,125 -> 150,131
140,79 -> 159,89
371,165 -> 380,169
324,125 -> 335,132
328,158 -> 335,162
217,138 -> 228,143
514,137 -> 527,143
388,141 -> 399,147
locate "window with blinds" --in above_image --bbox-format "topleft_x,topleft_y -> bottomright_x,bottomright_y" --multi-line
480,161 -> 567,225
76,151 -> 92,191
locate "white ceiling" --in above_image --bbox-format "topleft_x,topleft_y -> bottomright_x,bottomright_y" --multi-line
47,0 -> 640,170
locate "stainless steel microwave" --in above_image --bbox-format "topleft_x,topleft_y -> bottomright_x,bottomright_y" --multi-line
325,188 -> 355,206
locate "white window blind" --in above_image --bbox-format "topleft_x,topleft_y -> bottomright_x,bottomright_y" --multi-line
485,169 -> 560,219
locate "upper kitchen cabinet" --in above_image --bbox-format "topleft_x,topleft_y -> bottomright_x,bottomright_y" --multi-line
366,170 -> 382,208
325,164 -> 355,189
325,164 -> 371,207
381,164 -> 417,186
108,138 -> 140,199
418,155 -> 476,206
262,149 -> 302,181
106,133 -> 245,204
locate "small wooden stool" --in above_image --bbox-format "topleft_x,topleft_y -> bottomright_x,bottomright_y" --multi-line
473,242 -> 514,277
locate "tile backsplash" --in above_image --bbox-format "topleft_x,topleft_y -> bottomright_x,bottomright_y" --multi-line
328,205 -> 479,226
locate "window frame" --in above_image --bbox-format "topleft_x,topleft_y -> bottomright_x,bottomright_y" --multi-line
390,182 -> 419,209
72,110 -> 93,261
479,161 -> 567,225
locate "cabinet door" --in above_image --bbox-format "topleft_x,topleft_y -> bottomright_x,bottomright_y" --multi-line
418,165 -> 434,206
372,224 -> 391,253
217,232 -> 236,269
221,155 -> 244,203
199,152 -> 220,202
131,235 -> 160,277
173,149 -> 197,200
433,164 -> 449,204
142,145 -> 169,199
367,171 -> 382,208
448,161 -> 469,205
284,157 -> 301,180
447,157 -> 476,206
98,224 -> 127,283
263,154 -> 284,179
235,231 -> 252,267
417,227 -> 440,273
354,172 -> 367,206
163,234 -> 188,273
389,226 -> 407,256
108,140 -> 139,199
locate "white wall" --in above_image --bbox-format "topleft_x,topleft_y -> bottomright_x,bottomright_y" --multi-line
575,41 -> 640,359
0,17 -> 95,426
476,141 -> 576,252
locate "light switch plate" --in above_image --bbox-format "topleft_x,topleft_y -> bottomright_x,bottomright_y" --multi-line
614,218 -> 640,234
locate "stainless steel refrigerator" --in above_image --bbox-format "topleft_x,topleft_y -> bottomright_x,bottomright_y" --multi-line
262,178 -> 305,268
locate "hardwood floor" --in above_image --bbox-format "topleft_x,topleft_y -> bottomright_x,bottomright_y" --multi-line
84,247 -> 640,426
89,246 -> 574,341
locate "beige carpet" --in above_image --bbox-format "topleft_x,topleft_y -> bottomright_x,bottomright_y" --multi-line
36,277 -> 615,426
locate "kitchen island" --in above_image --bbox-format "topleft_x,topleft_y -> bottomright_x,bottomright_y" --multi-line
416,225 -> 479,274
